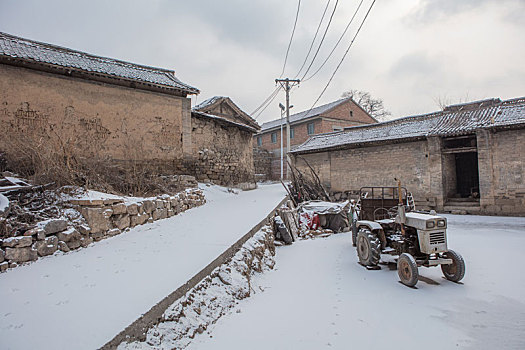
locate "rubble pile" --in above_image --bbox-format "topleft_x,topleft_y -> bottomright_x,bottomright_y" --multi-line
118,226 -> 276,350
0,173 -> 206,273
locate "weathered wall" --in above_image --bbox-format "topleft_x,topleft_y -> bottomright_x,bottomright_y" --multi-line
478,128 -> 525,215
253,147 -> 272,181
0,64 -> 190,170
191,115 -> 255,186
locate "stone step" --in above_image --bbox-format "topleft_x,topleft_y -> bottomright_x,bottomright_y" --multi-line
445,201 -> 480,207
442,205 -> 482,215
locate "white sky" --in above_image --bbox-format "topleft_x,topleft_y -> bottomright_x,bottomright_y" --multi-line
0,0 -> 523,123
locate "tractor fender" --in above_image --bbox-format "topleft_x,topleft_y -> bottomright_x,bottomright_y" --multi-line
356,220 -> 383,232
356,220 -> 387,249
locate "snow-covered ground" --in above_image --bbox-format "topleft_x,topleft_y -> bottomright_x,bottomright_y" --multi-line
188,214 -> 525,350
0,183 -> 286,350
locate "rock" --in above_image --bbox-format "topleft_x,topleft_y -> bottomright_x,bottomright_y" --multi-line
0,248 -> 4,262
5,247 -> 38,263
37,230 -> 46,240
155,200 -> 165,209
167,209 -> 175,217
57,228 -> 81,243
66,240 -> 81,250
41,219 -> 68,235
107,228 -> 120,237
127,204 -> 139,215
112,203 -> 127,215
82,208 -> 111,233
90,232 -> 105,241
33,236 -> 58,257
80,236 -> 93,248
69,199 -> 104,206
58,241 -> 70,252
130,214 -> 148,227
159,208 -> 168,220
78,225 -> 91,235
2,236 -> 33,248
103,198 -> 123,205
0,261 -> 8,272
142,200 -> 156,214
113,214 -> 130,230
152,209 -> 161,221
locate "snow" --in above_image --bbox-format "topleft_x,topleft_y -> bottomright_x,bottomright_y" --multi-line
0,193 -> 9,213
0,183 -> 286,350
187,214 -> 525,350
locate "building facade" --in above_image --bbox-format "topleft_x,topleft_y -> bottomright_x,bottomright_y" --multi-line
254,97 -> 377,179
290,98 -> 525,216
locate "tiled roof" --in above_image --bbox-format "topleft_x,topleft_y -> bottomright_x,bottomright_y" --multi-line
260,97 -> 352,131
0,32 -> 199,95
291,97 -> 525,154
193,96 -> 260,131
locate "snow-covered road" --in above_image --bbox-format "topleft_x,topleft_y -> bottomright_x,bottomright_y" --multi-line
188,214 -> 525,350
0,183 -> 286,350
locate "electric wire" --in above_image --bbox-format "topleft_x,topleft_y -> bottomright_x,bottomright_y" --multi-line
302,0 -> 365,82
250,86 -> 280,116
299,0 -> 339,81
253,87 -> 281,120
280,0 -> 301,78
294,0 -> 332,78
304,0 -> 376,117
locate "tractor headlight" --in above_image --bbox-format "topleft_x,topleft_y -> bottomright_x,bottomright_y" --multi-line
437,219 -> 446,228
426,220 -> 436,229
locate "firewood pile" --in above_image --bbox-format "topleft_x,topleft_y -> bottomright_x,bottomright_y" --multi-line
284,159 -> 332,204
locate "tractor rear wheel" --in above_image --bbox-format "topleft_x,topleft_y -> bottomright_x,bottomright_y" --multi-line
397,253 -> 419,287
441,250 -> 466,282
356,228 -> 381,266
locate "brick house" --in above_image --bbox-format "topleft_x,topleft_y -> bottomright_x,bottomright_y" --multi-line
254,97 -> 377,179
0,32 -> 258,187
290,97 -> 525,216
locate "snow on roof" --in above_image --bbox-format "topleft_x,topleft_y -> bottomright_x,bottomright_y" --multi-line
193,96 -> 226,111
0,32 -> 199,95
260,97 -> 351,131
291,97 -> 525,154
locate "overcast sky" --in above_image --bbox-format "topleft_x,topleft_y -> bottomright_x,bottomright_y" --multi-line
1,0 -> 524,123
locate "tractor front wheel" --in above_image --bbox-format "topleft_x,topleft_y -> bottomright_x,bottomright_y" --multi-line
441,250 -> 466,283
356,229 -> 381,266
397,253 -> 419,287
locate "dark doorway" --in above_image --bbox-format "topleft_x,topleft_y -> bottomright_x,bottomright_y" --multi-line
455,152 -> 479,198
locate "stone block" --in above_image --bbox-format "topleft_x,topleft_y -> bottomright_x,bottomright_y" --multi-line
69,199 -> 104,206
167,209 -> 175,217
41,219 -> 68,235
82,208 -> 111,234
58,241 -> 70,252
103,198 -> 123,205
127,203 -> 139,215
130,214 -> 148,227
155,200 -> 165,209
107,228 -> 121,237
0,248 -> 4,262
5,247 -> 38,263
33,236 -> 58,257
152,209 -> 161,221
80,236 -> 93,248
66,240 -> 81,250
112,203 -> 127,215
2,236 -> 33,248
57,228 -> 81,243
113,214 -> 131,230
159,208 -> 168,220
90,232 -> 105,242
78,225 -> 91,235
142,200 -> 156,214
0,261 -> 8,272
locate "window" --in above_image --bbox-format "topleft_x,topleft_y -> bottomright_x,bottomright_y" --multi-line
307,122 -> 315,135
256,136 -> 262,147
350,110 -> 354,117
271,132 -> 277,143
290,127 -> 295,139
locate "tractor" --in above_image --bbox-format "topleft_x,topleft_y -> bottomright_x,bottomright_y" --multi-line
350,181 -> 465,287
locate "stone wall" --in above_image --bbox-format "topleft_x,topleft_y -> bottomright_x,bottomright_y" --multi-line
253,147 -> 273,181
0,64 -> 190,172
0,188 -> 205,272
190,114 -> 255,186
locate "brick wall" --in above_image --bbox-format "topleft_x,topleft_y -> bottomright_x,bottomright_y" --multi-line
190,114 -> 255,186
0,64 -> 189,171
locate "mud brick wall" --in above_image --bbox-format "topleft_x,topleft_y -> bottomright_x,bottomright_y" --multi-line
0,189 -> 205,273
190,114 -> 255,186
0,64 -> 191,171
478,128 -> 525,215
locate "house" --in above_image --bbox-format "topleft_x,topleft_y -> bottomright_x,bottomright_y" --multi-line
0,32 -> 258,187
289,97 -> 525,216
191,96 -> 260,187
254,97 -> 377,179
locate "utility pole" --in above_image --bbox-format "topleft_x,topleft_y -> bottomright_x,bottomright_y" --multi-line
275,78 -> 300,180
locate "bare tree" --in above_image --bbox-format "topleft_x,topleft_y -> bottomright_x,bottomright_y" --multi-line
341,89 -> 392,121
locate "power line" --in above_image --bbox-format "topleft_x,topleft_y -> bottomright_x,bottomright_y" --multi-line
305,0 -> 376,116
280,0 -> 301,78
251,86 -> 280,116
294,0 -> 332,78
253,87 -> 281,120
302,0 -> 365,82
300,0 -> 340,81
